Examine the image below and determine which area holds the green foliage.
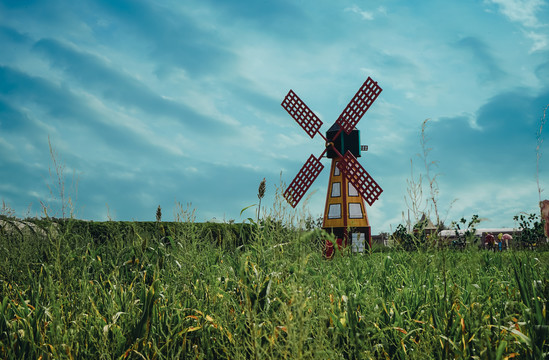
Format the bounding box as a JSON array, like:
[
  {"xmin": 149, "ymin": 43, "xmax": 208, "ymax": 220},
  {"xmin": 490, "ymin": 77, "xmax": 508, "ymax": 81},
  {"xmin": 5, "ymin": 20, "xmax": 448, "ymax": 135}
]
[
  {"xmin": 450, "ymin": 214, "xmax": 481, "ymax": 249},
  {"xmin": 392, "ymin": 223, "xmax": 415, "ymax": 250},
  {"xmin": 1, "ymin": 216, "xmax": 548, "ymax": 359},
  {"xmin": 391, "ymin": 221, "xmax": 436, "ymax": 251},
  {"xmin": 514, "ymin": 213, "xmax": 546, "ymax": 248},
  {"xmin": 511, "ymin": 256, "xmax": 549, "ymax": 358}
]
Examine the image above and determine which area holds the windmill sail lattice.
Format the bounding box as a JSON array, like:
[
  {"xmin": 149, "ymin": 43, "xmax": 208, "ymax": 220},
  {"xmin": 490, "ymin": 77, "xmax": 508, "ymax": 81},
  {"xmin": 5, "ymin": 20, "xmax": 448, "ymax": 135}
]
[
  {"xmin": 283, "ymin": 154, "xmax": 324, "ymax": 208},
  {"xmin": 336, "ymin": 77, "xmax": 382, "ymax": 135},
  {"xmin": 336, "ymin": 151, "xmax": 383, "ymax": 206},
  {"xmin": 281, "ymin": 90, "xmax": 323, "ymax": 138}
]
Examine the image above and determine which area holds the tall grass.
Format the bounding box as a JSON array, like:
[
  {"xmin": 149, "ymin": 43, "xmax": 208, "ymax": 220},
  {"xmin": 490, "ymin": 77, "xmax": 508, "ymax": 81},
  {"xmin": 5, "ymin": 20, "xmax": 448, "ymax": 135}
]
[{"xmin": 1, "ymin": 210, "xmax": 548, "ymax": 359}]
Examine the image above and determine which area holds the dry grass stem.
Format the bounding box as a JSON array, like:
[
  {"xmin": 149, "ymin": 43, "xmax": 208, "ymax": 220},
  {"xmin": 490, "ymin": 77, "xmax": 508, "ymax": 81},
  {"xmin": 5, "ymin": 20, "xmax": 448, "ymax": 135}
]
[{"xmin": 536, "ymin": 104, "xmax": 548, "ymax": 204}]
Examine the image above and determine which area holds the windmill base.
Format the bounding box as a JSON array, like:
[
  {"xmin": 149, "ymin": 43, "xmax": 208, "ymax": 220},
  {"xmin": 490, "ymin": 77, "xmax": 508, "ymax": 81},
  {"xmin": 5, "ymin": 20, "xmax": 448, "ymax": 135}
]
[{"xmin": 323, "ymin": 226, "xmax": 372, "ymax": 257}]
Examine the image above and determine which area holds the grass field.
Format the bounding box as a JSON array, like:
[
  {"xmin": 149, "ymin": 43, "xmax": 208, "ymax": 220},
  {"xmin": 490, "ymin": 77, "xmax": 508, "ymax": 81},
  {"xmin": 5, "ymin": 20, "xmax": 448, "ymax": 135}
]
[{"xmin": 1, "ymin": 216, "xmax": 548, "ymax": 359}]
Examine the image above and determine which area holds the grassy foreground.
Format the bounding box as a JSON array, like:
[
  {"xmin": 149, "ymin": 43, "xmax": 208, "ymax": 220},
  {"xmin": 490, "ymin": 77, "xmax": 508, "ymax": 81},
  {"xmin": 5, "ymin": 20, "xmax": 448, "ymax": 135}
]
[{"xmin": 1, "ymin": 218, "xmax": 548, "ymax": 359}]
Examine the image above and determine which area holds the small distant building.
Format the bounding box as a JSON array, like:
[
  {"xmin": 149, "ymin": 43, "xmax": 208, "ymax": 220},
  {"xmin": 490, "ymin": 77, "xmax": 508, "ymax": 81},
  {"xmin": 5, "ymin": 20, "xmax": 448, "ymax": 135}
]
[
  {"xmin": 414, "ymin": 214, "xmax": 437, "ymax": 237},
  {"xmin": 438, "ymin": 228, "xmax": 520, "ymax": 247},
  {"xmin": 371, "ymin": 232, "xmax": 390, "ymax": 247}
]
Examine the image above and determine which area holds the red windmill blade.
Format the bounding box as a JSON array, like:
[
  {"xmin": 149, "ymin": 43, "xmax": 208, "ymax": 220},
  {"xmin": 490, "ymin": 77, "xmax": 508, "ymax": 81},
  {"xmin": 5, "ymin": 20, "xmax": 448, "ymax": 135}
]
[
  {"xmin": 283, "ymin": 154, "xmax": 324, "ymax": 207},
  {"xmin": 336, "ymin": 77, "xmax": 382, "ymax": 135},
  {"xmin": 336, "ymin": 151, "xmax": 383, "ymax": 206},
  {"xmin": 281, "ymin": 90, "xmax": 323, "ymax": 139}
]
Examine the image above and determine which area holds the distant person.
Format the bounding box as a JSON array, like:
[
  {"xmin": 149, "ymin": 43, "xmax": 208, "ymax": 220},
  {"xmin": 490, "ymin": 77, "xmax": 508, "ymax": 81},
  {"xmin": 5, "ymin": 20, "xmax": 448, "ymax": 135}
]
[
  {"xmin": 502, "ymin": 233, "xmax": 512, "ymax": 249},
  {"xmin": 497, "ymin": 233, "xmax": 503, "ymax": 251},
  {"xmin": 485, "ymin": 233, "xmax": 495, "ymax": 250}
]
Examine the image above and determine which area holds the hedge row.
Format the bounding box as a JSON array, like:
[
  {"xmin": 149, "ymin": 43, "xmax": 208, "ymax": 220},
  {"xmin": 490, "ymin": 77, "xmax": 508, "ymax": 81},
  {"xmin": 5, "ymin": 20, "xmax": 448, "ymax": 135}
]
[{"xmin": 0, "ymin": 216, "xmax": 259, "ymax": 248}]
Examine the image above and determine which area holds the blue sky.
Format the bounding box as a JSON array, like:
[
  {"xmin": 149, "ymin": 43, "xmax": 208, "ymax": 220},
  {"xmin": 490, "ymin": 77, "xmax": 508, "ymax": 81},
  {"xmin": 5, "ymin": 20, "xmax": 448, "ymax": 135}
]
[{"xmin": 1, "ymin": 0, "xmax": 548, "ymax": 233}]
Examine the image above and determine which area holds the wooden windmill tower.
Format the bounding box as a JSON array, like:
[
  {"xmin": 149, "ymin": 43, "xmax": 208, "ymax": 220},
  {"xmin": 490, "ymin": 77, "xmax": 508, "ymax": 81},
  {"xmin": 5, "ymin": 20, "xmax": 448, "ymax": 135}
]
[{"xmin": 281, "ymin": 77, "xmax": 383, "ymax": 252}]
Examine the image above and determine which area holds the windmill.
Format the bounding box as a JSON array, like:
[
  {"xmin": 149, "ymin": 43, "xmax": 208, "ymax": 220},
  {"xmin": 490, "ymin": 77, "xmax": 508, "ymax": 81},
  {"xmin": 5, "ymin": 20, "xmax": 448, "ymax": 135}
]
[{"xmin": 281, "ymin": 77, "xmax": 383, "ymax": 253}]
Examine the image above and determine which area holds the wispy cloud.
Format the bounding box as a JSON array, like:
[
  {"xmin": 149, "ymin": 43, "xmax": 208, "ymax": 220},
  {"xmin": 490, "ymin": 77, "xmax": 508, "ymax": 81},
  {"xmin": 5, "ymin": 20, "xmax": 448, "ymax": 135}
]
[
  {"xmin": 487, "ymin": 0, "xmax": 546, "ymax": 27},
  {"xmin": 524, "ymin": 30, "xmax": 549, "ymax": 52},
  {"xmin": 345, "ymin": 5, "xmax": 375, "ymax": 20},
  {"xmin": 487, "ymin": 0, "xmax": 548, "ymax": 52},
  {"xmin": 33, "ymin": 38, "xmax": 227, "ymax": 132},
  {"xmin": 535, "ymin": 57, "xmax": 549, "ymax": 81}
]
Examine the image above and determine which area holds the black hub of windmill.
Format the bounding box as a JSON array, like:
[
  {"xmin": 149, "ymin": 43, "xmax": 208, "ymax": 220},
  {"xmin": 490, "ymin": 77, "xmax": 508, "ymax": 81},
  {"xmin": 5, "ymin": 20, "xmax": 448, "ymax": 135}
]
[{"xmin": 325, "ymin": 123, "xmax": 361, "ymax": 159}]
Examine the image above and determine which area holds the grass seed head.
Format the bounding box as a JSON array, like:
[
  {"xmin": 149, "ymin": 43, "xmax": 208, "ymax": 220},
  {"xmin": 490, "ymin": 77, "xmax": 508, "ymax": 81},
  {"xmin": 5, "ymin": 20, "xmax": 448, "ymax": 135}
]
[
  {"xmin": 156, "ymin": 205, "xmax": 162, "ymax": 222},
  {"xmin": 258, "ymin": 178, "xmax": 266, "ymax": 200}
]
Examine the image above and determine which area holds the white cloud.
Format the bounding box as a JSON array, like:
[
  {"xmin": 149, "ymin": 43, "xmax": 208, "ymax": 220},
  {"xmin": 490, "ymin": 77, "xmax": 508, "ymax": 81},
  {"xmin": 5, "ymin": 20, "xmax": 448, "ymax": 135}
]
[
  {"xmin": 487, "ymin": 0, "xmax": 549, "ymax": 52},
  {"xmin": 524, "ymin": 30, "xmax": 549, "ymax": 52},
  {"xmin": 345, "ymin": 5, "xmax": 374, "ymax": 20},
  {"xmin": 487, "ymin": 0, "xmax": 546, "ymax": 27},
  {"xmin": 444, "ymin": 179, "xmax": 540, "ymax": 227},
  {"xmin": 275, "ymin": 132, "xmax": 312, "ymax": 149},
  {"xmin": 377, "ymin": 6, "xmax": 388, "ymax": 16},
  {"xmin": 0, "ymin": 137, "xmax": 16, "ymax": 152}
]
